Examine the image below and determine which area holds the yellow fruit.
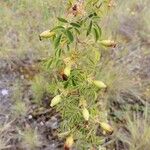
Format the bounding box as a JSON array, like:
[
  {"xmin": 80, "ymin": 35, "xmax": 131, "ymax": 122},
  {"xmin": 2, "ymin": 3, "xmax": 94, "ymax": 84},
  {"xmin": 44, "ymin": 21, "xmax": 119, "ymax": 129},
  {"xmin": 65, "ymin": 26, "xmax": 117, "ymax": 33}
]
[
  {"xmin": 39, "ymin": 30, "xmax": 55, "ymax": 40},
  {"xmin": 99, "ymin": 40, "xmax": 116, "ymax": 47},
  {"xmin": 50, "ymin": 95, "xmax": 61, "ymax": 107},
  {"xmin": 93, "ymin": 80, "xmax": 107, "ymax": 89},
  {"xmin": 100, "ymin": 122, "xmax": 113, "ymax": 133},
  {"xmin": 64, "ymin": 65, "xmax": 71, "ymax": 77},
  {"xmin": 64, "ymin": 135, "xmax": 74, "ymax": 149},
  {"xmin": 82, "ymin": 107, "xmax": 90, "ymax": 121}
]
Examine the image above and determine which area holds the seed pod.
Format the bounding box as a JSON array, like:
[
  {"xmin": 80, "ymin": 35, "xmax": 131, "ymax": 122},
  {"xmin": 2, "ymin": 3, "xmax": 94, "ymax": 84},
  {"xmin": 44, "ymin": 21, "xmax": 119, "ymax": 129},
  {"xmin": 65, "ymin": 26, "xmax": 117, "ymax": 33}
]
[
  {"xmin": 39, "ymin": 30, "xmax": 55, "ymax": 40},
  {"xmin": 64, "ymin": 135, "xmax": 74, "ymax": 150},
  {"xmin": 99, "ymin": 40, "xmax": 116, "ymax": 48},
  {"xmin": 50, "ymin": 95, "xmax": 61, "ymax": 107},
  {"xmin": 100, "ymin": 122, "xmax": 113, "ymax": 134},
  {"xmin": 82, "ymin": 107, "xmax": 90, "ymax": 121},
  {"xmin": 64, "ymin": 65, "xmax": 71, "ymax": 77},
  {"xmin": 93, "ymin": 80, "xmax": 107, "ymax": 89}
]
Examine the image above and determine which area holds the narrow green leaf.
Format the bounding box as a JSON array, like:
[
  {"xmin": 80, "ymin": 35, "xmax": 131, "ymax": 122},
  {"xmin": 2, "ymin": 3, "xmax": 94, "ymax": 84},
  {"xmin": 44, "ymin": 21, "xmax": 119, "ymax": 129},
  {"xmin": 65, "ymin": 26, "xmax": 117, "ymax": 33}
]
[
  {"xmin": 94, "ymin": 23, "xmax": 102, "ymax": 37},
  {"xmin": 66, "ymin": 29, "xmax": 74, "ymax": 42},
  {"xmin": 67, "ymin": 44, "xmax": 70, "ymax": 51},
  {"xmin": 79, "ymin": 20, "xmax": 84, "ymax": 26},
  {"xmin": 71, "ymin": 78, "xmax": 77, "ymax": 86},
  {"xmin": 55, "ymin": 59, "xmax": 62, "ymax": 67},
  {"xmin": 58, "ymin": 49, "xmax": 62, "ymax": 57},
  {"xmin": 52, "ymin": 34, "xmax": 56, "ymax": 41},
  {"xmin": 95, "ymin": 50, "xmax": 101, "ymax": 62},
  {"xmin": 64, "ymin": 81, "xmax": 69, "ymax": 88},
  {"xmin": 55, "ymin": 49, "xmax": 62, "ymax": 57},
  {"xmin": 88, "ymin": 12, "xmax": 97, "ymax": 18},
  {"xmin": 74, "ymin": 28, "xmax": 80, "ymax": 35},
  {"xmin": 92, "ymin": 16, "xmax": 100, "ymax": 20},
  {"xmin": 92, "ymin": 49, "xmax": 101, "ymax": 64},
  {"xmin": 70, "ymin": 22, "xmax": 81, "ymax": 28},
  {"xmin": 46, "ymin": 59, "xmax": 53, "ymax": 69},
  {"xmin": 67, "ymin": 27, "xmax": 73, "ymax": 30},
  {"xmin": 67, "ymin": 1, "xmax": 72, "ymax": 10},
  {"xmin": 93, "ymin": 27, "xmax": 99, "ymax": 41},
  {"xmin": 89, "ymin": 57, "xmax": 95, "ymax": 64},
  {"xmin": 57, "ymin": 17, "xmax": 68, "ymax": 23},
  {"xmin": 86, "ymin": 21, "xmax": 92, "ymax": 36},
  {"xmin": 51, "ymin": 26, "xmax": 65, "ymax": 31},
  {"xmin": 54, "ymin": 34, "xmax": 62, "ymax": 48}
]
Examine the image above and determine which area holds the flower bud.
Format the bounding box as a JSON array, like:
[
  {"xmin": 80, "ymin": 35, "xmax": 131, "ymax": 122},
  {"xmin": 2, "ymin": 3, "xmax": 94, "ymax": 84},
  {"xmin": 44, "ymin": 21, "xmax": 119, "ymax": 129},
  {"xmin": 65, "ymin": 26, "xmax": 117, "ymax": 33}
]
[
  {"xmin": 99, "ymin": 40, "xmax": 116, "ymax": 48},
  {"xmin": 100, "ymin": 122, "xmax": 113, "ymax": 134},
  {"xmin": 82, "ymin": 107, "xmax": 90, "ymax": 121},
  {"xmin": 64, "ymin": 65, "xmax": 71, "ymax": 77},
  {"xmin": 50, "ymin": 95, "xmax": 61, "ymax": 107},
  {"xmin": 39, "ymin": 30, "xmax": 55, "ymax": 40},
  {"xmin": 93, "ymin": 80, "xmax": 107, "ymax": 89},
  {"xmin": 64, "ymin": 135, "xmax": 74, "ymax": 150}
]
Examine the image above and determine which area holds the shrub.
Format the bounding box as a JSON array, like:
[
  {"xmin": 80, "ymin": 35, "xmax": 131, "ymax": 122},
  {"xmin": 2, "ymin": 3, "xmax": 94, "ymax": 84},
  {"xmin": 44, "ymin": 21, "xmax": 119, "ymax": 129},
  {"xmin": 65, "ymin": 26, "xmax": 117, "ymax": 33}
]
[{"xmin": 38, "ymin": 0, "xmax": 122, "ymax": 149}]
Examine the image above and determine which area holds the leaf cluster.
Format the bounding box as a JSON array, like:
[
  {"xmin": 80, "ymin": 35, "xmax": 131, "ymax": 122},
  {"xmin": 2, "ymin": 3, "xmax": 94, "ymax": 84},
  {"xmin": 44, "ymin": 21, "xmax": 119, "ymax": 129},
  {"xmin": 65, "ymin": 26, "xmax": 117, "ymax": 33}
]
[{"xmin": 38, "ymin": 0, "xmax": 117, "ymax": 149}]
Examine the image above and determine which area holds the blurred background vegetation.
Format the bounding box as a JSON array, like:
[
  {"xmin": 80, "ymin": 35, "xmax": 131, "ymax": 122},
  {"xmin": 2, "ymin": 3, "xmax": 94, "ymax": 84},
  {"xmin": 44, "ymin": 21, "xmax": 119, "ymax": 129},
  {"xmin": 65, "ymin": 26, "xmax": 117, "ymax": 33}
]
[{"xmin": 0, "ymin": 0, "xmax": 67, "ymax": 59}]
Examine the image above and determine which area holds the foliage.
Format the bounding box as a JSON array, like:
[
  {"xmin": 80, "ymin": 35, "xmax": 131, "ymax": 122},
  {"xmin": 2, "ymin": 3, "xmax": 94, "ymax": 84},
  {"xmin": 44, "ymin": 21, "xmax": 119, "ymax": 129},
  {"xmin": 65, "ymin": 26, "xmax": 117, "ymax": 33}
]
[{"xmin": 39, "ymin": 0, "xmax": 118, "ymax": 149}]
